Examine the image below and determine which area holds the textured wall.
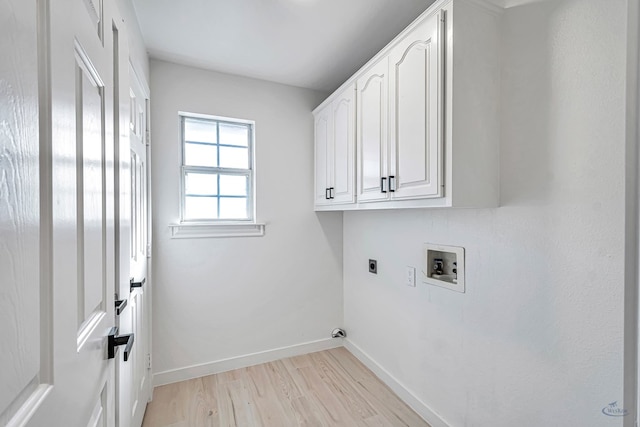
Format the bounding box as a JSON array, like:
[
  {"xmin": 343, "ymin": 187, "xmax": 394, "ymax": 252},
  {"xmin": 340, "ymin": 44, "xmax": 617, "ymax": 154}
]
[
  {"xmin": 150, "ymin": 59, "xmax": 343, "ymax": 375},
  {"xmin": 343, "ymin": 0, "xmax": 627, "ymax": 425}
]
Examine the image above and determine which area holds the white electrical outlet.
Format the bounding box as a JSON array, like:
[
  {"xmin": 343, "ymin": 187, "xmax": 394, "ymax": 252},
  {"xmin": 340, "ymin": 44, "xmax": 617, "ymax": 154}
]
[{"xmin": 406, "ymin": 266, "xmax": 416, "ymax": 287}]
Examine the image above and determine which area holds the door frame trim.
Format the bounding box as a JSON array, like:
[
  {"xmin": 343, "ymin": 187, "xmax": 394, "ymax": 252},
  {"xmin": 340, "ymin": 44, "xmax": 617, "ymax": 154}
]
[{"xmin": 624, "ymin": 0, "xmax": 640, "ymax": 426}]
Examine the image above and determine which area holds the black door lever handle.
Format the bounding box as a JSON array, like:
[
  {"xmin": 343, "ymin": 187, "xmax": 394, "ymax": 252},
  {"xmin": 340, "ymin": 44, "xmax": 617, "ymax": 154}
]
[
  {"xmin": 115, "ymin": 298, "xmax": 127, "ymax": 315},
  {"xmin": 130, "ymin": 277, "xmax": 146, "ymax": 292},
  {"xmin": 108, "ymin": 327, "xmax": 134, "ymax": 361}
]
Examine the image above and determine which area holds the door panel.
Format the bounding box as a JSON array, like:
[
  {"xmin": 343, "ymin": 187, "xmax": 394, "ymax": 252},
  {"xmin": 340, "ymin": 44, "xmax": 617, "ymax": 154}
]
[
  {"xmin": 389, "ymin": 14, "xmax": 442, "ymax": 200},
  {"xmin": 331, "ymin": 84, "xmax": 356, "ymax": 204},
  {"xmin": 87, "ymin": 384, "xmax": 109, "ymax": 427},
  {"xmin": 75, "ymin": 42, "xmax": 108, "ymax": 336},
  {"xmin": 0, "ymin": 0, "xmax": 47, "ymax": 424},
  {"xmin": 314, "ymin": 108, "xmax": 330, "ymax": 206},
  {"xmin": 357, "ymin": 59, "xmax": 389, "ymax": 202}
]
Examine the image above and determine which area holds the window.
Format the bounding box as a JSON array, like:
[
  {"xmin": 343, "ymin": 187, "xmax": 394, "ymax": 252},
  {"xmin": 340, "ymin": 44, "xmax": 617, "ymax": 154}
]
[{"xmin": 180, "ymin": 113, "xmax": 254, "ymax": 222}]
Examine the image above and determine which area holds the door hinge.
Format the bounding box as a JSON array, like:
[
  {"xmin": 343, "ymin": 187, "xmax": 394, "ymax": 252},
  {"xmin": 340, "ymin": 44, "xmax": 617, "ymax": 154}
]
[
  {"xmin": 146, "ymin": 353, "xmax": 152, "ymax": 370},
  {"xmin": 145, "ymin": 130, "xmax": 151, "ymax": 146}
]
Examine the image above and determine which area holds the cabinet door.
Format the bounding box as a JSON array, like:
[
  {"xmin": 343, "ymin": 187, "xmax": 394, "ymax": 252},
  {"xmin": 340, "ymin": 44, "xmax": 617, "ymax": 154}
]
[
  {"xmin": 388, "ymin": 12, "xmax": 442, "ymax": 200},
  {"xmin": 357, "ymin": 58, "xmax": 389, "ymax": 202},
  {"xmin": 330, "ymin": 84, "xmax": 356, "ymax": 204},
  {"xmin": 314, "ymin": 106, "xmax": 331, "ymax": 206}
]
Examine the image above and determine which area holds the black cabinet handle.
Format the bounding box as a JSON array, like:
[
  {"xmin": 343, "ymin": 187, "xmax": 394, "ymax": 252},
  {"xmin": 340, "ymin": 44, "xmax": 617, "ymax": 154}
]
[
  {"xmin": 329, "ymin": 187, "xmax": 335, "ymax": 199},
  {"xmin": 108, "ymin": 327, "xmax": 134, "ymax": 361},
  {"xmin": 389, "ymin": 176, "xmax": 396, "ymax": 192},
  {"xmin": 381, "ymin": 177, "xmax": 387, "ymax": 193},
  {"xmin": 115, "ymin": 298, "xmax": 127, "ymax": 315},
  {"xmin": 130, "ymin": 277, "xmax": 145, "ymax": 292},
  {"xmin": 325, "ymin": 188, "xmax": 330, "ymax": 200}
]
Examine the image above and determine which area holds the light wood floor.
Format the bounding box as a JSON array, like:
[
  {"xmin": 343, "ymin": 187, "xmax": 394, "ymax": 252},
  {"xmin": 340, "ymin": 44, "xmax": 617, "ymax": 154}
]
[{"xmin": 142, "ymin": 347, "xmax": 430, "ymax": 427}]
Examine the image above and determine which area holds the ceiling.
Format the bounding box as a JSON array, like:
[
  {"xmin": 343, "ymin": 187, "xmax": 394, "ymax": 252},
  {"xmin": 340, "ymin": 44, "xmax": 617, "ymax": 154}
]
[{"xmin": 131, "ymin": 0, "xmax": 439, "ymax": 92}]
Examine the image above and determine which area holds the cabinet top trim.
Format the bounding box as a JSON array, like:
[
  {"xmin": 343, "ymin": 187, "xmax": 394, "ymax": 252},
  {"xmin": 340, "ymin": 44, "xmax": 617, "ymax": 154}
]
[{"xmin": 312, "ymin": 0, "xmax": 502, "ymax": 115}]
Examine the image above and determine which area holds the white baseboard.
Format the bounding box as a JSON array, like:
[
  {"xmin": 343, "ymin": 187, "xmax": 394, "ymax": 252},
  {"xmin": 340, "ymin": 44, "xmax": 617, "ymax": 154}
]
[
  {"xmin": 344, "ymin": 339, "xmax": 450, "ymax": 427},
  {"xmin": 153, "ymin": 338, "xmax": 343, "ymax": 387}
]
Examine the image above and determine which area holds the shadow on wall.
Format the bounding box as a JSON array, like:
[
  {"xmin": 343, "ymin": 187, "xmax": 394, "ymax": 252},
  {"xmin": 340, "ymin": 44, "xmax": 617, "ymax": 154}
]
[
  {"xmin": 500, "ymin": 0, "xmax": 558, "ymax": 207},
  {"xmin": 315, "ymin": 212, "xmax": 344, "ymax": 267}
]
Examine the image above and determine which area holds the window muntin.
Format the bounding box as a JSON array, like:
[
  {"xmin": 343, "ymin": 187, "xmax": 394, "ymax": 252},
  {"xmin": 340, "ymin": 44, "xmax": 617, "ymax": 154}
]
[{"xmin": 181, "ymin": 114, "xmax": 254, "ymax": 222}]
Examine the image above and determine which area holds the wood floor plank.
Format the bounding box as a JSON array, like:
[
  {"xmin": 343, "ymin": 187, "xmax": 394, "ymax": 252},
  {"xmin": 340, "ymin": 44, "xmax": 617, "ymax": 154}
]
[
  {"xmin": 264, "ymin": 359, "xmax": 303, "ymax": 401},
  {"xmin": 325, "ymin": 348, "xmax": 430, "ymax": 427},
  {"xmin": 308, "ymin": 351, "xmax": 378, "ymax": 420},
  {"xmin": 189, "ymin": 377, "xmax": 216, "ymax": 427},
  {"xmin": 290, "ymin": 396, "xmax": 327, "ymax": 427},
  {"xmin": 142, "ymin": 348, "xmax": 430, "ymax": 427},
  {"xmin": 201, "ymin": 375, "xmax": 221, "ymax": 427},
  {"xmin": 216, "ymin": 377, "xmax": 260, "ymax": 427},
  {"xmin": 143, "ymin": 378, "xmax": 207, "ymax": 426},
  {"xmin": 216, "ymin": 368, "xmax": 244, "ymax": 384},
  {"xmin": 280, "ymin": 357, "xmax": 336, "ymax": 426},
  {"xmin": 364, "ymin": 414, "xmax": 393, "ymax": 426},
  {"xmin": 288, "ymin": 353, "xmax": 313, "ymax": 369},
  {"xmin": 244, "ymin": 363, "xmax": 293, "ymax": 426},
  {"xmin": 296, "ymin": 365, "xmax": 366, "ymax": 426}
]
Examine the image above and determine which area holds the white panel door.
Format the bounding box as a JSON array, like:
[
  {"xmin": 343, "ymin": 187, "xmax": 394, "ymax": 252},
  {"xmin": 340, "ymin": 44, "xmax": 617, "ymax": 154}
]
[
  {"xmin": 21, "ymin": 0, "xmax": 120, "ymax": 425},
  {"xmin": 330, "ymin": 84, "xmax": 356, "ymax": 204},
  {"xmin": 117, "ymin": 63, "xmax": 152, "ymax": 427},
  {"xmin": 0, "ymin": 0, "xmax": 48, "ymax": 425},
  {"xmin": 388, "ymin": 12, "xmax": 443, "ymax": 200},
  {"xmin": 357, "ymin": 58, "xmax": 389, "ymax": 202},
  {"xmin": 314, "ymin": 106, "xmax": 331, "ymax": 206}
]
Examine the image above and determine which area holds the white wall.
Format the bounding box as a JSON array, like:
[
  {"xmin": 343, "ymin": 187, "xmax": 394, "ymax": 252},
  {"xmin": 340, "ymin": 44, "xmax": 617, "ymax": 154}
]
[
  {"xmin": 343, "ymin": 0, "xmax": 628, "ymax": 426},
  {"xmin": 150, "ymin": 59, "xmax": 343, "ymax": 378}
]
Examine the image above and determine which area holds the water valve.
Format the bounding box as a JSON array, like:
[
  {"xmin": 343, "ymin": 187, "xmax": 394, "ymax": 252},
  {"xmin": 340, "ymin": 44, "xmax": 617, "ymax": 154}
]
[{"xmin": 433, "ymin": 258, "xmax": 444, "ymax": 275}]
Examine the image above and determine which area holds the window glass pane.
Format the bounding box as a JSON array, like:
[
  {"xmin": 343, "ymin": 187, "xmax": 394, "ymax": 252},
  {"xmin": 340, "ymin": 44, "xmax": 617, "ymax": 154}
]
[
  {"xmin": 185, "ymin": 142, "xmax": 217, "ymax": 167},
  {"xmin": 184, "ymin": 118, "xmax": 217, "ymax": 144},
  {"xmin": 219, "ymin": 146, "xmax": 248, "ymax": 169},
  {"xmin": 219, "ymin": 123, "xmax": 249, "ymax": 147},
  {"xmin": 219, "ymin": 197, "xmax": 248, "ymax": 219},
  {"xmin": 185, "ymin": 172, "xmax": 218, "ymax": 196},
  {"xmin": 181, "ymin": 115, "xmax": 254, "ymax": 223},
  {"xmin": 184, "ymin": 196, "xmax": 217, "ymax": 220},
  {"xmin": 219, "ymin": 175, "xmax": 247, "ymax": 196}
]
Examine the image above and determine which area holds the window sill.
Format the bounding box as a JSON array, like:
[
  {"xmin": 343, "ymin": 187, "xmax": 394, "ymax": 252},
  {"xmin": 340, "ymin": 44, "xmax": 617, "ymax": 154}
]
[{"xmin": 169, "ymin": 222, "xmax": 265, "ymax": 239}]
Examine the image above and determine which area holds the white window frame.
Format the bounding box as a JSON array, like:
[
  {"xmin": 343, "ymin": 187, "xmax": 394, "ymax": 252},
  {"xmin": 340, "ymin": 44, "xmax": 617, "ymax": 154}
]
[{"xmin": 170, "ymin": 112, "xmax": 264, "ymax": 238}]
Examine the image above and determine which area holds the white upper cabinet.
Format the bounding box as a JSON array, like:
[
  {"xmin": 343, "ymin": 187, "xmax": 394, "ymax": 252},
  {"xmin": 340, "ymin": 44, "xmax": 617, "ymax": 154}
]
[
  {"xmin": 314, "ymin": 83, "xmax": 356, "ymax": 207},
  {"xmin": 388, "ymin": 12, "xmax": 442, "ymax": 200},
  {"xmin": 314, "ymin": 0, "xmax": 501, "ymax": 211}
]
